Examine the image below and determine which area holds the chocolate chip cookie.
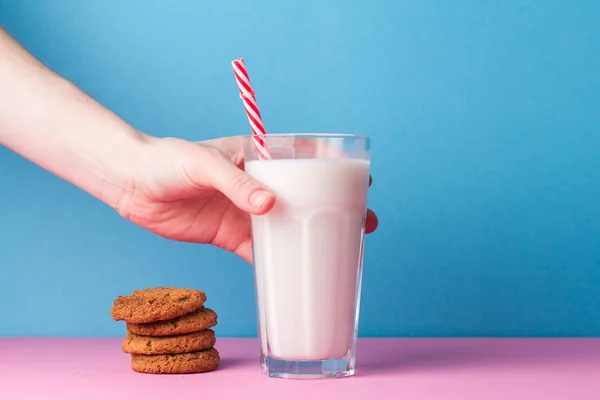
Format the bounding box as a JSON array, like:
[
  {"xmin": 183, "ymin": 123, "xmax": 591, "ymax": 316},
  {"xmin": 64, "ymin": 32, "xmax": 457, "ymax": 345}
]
[
  {"xmin": 126, "ymin": 307, "xmax": 217, "ymax": 336},
  {"xmin": 131, "ymin": 348, "xmax": 220, "ymax": 374},
  {"xmin": 110, "ymin": 287, "xmax": 206, "ymax": 324},
  {"xmin": 122, "ymin": 329, "xmax": 216, "ymax": 355}
]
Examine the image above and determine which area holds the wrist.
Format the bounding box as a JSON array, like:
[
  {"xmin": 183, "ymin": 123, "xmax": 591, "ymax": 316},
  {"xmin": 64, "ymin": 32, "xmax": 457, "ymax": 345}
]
[{"xmin": 91, "ymin": 128, "xmax": 153, "ymax": 211}]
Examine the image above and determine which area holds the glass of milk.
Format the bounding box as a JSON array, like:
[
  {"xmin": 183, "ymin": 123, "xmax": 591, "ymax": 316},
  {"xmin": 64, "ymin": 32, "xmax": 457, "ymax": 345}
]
[{"xmin": 243, "ymin": 134, "xmax": 371, "ymax": 379}]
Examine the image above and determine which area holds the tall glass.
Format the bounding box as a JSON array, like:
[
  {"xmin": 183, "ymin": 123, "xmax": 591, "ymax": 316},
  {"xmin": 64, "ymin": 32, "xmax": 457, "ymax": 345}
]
[{"xmin": 243, "ymin": 134, "xmax": 371, "ymax": 379}]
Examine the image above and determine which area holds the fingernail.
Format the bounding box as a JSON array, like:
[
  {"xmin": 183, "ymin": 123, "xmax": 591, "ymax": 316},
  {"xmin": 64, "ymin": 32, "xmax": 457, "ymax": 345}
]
[{"xmin": 249, "ymin": 190, "xmax": 272, "ymax": 209}]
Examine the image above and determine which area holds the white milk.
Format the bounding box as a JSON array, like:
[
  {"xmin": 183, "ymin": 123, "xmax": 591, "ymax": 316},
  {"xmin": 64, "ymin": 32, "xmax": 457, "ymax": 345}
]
[{"xmin": 246, "ymin": 158, "xmax": 370, "ymax": 361}]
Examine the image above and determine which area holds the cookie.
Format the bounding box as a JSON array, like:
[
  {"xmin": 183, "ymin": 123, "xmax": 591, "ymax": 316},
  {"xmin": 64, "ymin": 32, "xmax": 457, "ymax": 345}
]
[
  {"xmin": 122, "ymin": 329, "xmax": 216, "ymax": 355},
  {"xmin": 126, "ymin": 307, "xmax": 217, "ymax": 336},
  {"xmin": 131, "ymin": 348, "xmax": 220, "ymax": 374},
  {"xmin": 110, "ymin": 287, "xmax": 206, "ymax": 324}
]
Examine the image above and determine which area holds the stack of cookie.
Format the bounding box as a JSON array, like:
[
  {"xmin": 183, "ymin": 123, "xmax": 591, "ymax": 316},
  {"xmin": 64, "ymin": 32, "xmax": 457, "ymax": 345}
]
[{"xmin": 110, "ymin": 287, "xmax": 219, "ymax": 374}]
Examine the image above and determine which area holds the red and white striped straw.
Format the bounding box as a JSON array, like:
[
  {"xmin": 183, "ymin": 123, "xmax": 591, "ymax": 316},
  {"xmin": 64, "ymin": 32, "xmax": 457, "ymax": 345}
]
[{"xmin": 231, "ymin": 58, "xmax": 271, "ymax": 160}]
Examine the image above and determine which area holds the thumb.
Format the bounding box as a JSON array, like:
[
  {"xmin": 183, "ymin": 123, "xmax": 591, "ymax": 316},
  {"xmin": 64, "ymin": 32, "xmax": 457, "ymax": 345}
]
[{"xmin": 206, "ymin": 153, "xmax": 275, "ymax": 215}]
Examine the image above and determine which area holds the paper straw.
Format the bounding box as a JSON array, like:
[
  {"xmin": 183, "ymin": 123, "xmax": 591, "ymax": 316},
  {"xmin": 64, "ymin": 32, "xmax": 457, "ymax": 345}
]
[{"xmin": 231, "ymin": 58, "xmax": 271, "ymax": 160}]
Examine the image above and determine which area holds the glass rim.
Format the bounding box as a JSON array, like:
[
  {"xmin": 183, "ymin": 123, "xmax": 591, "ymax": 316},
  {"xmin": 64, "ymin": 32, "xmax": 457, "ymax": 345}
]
[{"xmin": 241, "ymin": 133, "xmax": 370, "ymax": 139}]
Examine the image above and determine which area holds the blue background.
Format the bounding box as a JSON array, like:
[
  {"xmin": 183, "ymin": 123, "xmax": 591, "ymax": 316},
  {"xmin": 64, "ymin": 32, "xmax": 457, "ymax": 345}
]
[{"xmin": 0, "ymin": 0, "xmax": 599, "ymax": 337}]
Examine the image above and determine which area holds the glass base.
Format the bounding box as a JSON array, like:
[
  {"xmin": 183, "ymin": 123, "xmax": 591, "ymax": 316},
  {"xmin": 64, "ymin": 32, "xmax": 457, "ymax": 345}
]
[{"xmin": 261, "ymin": 353, "xmax": 355, "ymax": 379}]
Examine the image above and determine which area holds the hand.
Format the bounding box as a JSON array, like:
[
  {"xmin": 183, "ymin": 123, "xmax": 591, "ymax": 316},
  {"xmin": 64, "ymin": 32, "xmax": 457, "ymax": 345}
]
[
  {"xmin": 117, "ymin": 136, "xmax": 379, "ymax": 263},
  {"xmin": 0, "ymin": 27, "xmax": 376, "ymax": 262}
]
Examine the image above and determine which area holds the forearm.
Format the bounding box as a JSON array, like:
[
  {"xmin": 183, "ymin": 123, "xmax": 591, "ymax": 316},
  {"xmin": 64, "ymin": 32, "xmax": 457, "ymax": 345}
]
[{"xmin": 0, "ymin": 28, "xmax": 147, "ymax": 209}]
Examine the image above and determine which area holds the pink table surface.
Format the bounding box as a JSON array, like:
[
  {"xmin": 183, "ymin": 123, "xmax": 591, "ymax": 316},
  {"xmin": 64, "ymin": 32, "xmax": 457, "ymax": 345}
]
[{"xmin": 1, "ymin": 338, "xmax": 599, "ymax": 400}]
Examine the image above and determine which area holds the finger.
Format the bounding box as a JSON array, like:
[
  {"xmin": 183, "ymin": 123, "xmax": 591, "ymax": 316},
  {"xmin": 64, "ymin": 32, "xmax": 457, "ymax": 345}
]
[
  {"xmin": 369, "ymin": 175, "xmax": 372, "ymax": 187},
  {"xmin": 201, "ymin": 136, "xmax": 244, "ymax": 166},
  {"xmin": 234, "ymin": 239, "xmax": 254, "ymax": 264},
  {"xmin": 365, "ymin": 208, "xmax": 378, "ymax": 234},
  {"xmin": 206, "ymin": 152, "xmax": 275, "ymax": 215}
]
